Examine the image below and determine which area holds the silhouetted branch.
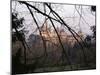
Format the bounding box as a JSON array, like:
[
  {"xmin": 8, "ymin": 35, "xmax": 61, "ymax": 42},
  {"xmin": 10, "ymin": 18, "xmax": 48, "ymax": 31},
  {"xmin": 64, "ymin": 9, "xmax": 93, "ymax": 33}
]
[
  {"xmin": 49, "ymin": 18, "xmax": 72, "ymax": 69},
  {"xmin": 19, "ymin": 1, "xmax": 88, "ymax": 66},
  {"xmin": 26, "ymin": 5, "xmax": 47, "ymax": 57},
  {"xmin": 19, "ymin": 1, "xmax": 63, "ymax": 24},
  {"xmin": 45, "ymin": 3, "xmax": 88, "ymax": 65}
]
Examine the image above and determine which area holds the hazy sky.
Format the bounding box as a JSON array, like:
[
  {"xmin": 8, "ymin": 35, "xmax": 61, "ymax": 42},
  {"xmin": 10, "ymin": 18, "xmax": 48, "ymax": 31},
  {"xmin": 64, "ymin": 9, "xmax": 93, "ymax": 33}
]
[{"xmin": 12, "ymin": 1, "xmax": 96, "ymax": 38}]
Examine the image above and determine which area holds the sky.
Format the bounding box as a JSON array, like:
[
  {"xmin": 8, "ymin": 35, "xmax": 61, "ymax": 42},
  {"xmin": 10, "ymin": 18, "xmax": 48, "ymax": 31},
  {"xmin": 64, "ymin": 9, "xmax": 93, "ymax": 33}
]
[{"xmin": 12, "ymin": 1, "xmax": 96, "ymax": 39}]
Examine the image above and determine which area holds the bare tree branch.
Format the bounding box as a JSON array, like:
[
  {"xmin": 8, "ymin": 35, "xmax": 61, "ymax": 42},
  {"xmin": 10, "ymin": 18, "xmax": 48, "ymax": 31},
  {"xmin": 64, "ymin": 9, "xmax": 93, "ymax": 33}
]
[
  {"xmin": 26, "ymin": 5, "xmax": 48, "ymax": 57},
  {"xmin": 49, "ymin": 18, "xmax": 72, "ymax": 69},
  {"xmin": 45, "ymin": 3, "xmax": 88, "ymax": 65},
  {"xmin": 19, "ymin": 1, "xmax": 88, "ymax": 66}
]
